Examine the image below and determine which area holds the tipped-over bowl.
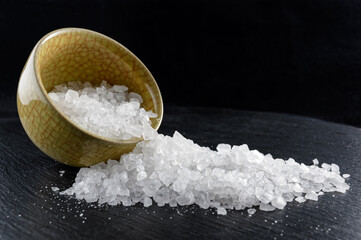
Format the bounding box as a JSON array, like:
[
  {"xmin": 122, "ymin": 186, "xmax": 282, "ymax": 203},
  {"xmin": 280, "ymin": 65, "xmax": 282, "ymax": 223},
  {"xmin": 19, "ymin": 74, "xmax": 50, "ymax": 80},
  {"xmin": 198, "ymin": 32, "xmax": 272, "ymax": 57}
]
[{"xmin": 17, "ymin": 28, "xmax": 163, "ymax": 167}]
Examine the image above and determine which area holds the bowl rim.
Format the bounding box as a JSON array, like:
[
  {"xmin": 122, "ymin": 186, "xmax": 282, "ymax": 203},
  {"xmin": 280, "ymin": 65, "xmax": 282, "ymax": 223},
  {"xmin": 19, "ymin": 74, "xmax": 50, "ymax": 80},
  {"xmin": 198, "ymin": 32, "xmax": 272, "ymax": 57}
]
[{"xmin": 33, "ymin": 27, "xmax": 163, "ymax": 145}]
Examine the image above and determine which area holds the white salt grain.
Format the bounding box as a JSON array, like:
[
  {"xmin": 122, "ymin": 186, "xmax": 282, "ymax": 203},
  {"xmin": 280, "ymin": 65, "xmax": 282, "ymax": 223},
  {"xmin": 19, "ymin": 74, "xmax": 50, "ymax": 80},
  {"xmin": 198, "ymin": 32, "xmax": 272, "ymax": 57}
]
[
  {"xmin": 247, "ymin": 208, "xmax": 256, "ymax": 215},
  {"xmin": 259, "ymin": 203, "xmax": 276, "ymax": 212},
  {"xmin": 137, "ymin": 171, "xmax": 147, "ymax": 181},
  {"xmin": 305, "ymin": 191, "xmax": 318, "ymax": 201},
  {"xmin": 331, "ymin": 164, "xmax": 340, "ymax": 174},
  {"xmin": 295, "ymin": 196, "xmax": 306, "ymax": 203},
  {"xmin": 143, "ymin": 197, "xmax": 152, "ymax": 207},
  {"xmin": 342, "ymin": 174, "xmax": 350, "ymax": 179},
  {"xmin": 49, "ymin": 81, "xmax": 157, "ymax": 140},
  {"xmin": 271, "ymin": 196, "xmax": 287, "ymax": 209},
  {"xmin": 51, "ymin": 187, "xmax": 59, "ymax": 192},
  {"xmin": 217, "ymin": 207, "xmax": 227, "ymax": 215}
]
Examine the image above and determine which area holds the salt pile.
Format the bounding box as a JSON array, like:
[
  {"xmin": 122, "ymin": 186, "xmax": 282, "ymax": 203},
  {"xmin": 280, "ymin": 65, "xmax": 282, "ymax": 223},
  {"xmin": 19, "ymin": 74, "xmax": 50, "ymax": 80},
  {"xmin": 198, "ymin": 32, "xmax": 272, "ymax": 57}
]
[
  {"xmin": 48, "ymin": 81, "xmax": 157, "ymax": 140},
  {"xmin": 51, "ymin": 81, "xmax": 350, "ymax": 215},
  {"xmin": 61, "ymin": 131, "xmax": 350, "ymax": 215}
]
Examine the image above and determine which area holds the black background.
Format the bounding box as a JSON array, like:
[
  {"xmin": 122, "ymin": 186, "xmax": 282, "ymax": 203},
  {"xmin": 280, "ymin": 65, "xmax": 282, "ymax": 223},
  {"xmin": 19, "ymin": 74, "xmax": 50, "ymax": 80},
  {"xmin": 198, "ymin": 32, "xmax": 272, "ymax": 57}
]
[
  {"xmin": 1, "ymin": 1, "xmax": 361, "ymax": 239},
  {"xmin": 2, "ymin": 0, "xmax": 361, "ymax": 126}
]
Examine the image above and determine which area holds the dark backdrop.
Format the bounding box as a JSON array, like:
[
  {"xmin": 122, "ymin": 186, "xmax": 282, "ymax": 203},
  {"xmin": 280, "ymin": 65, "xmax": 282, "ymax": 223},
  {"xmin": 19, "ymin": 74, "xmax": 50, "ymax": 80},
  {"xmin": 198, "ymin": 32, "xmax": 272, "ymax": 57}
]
[{"xmin": 2, "ymin": 0, "xmax": 361, "ymax": 126}]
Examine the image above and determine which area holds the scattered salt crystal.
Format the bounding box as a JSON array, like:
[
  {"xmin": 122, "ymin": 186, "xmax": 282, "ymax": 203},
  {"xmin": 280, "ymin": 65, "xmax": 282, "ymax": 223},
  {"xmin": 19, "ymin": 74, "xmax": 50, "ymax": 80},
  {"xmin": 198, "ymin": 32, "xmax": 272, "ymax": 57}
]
[
  {"xmin": 321, "ymin": 163, "xmax": 331, "ymax": 171},
  {"xmin": 271, "ymin": 196, "xmax": 287, "ymax": 209},
  {"xmin": 259, "ymin": 203, "xmax": 276, "ymax": 212},
  {"xmin": 313, "ymin": 159, "xmax": 319, "ymax": 165},
  {"xmin": 51, "ymin": 187, "xmax": 59, "ymax": 192},
  {"xmin": 342, "ymin": 174, "xmax": 350, "ymax": 179},
  {"xmin": 331, "ymin": 164, "xmax": 340, "ymax": 174},
  {"xmin": 49, "ymin": 81, "xmax": 157, "ymax": 140},
  {"xmin": 305, "ymin": 191, "xmax": 318, "ymax": 201},
  {"xmin": 217, "ymin": 207, "xmax": 227, "ymax": 215},
  {"xmin": 144, "ymin": 197, "xmax": 152, "ymax": 207},
  {"xmin": 295, "ymin": 196, "xmax": 306, "ymax": 203},
  {"xmin": 247, "ymin": 208, "xmax": 256, "ymax": 215}
]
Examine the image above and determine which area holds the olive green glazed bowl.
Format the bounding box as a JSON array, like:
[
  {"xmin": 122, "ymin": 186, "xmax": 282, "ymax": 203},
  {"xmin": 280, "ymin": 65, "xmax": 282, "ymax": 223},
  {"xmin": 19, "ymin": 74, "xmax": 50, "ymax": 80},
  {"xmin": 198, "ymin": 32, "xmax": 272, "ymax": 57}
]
[{"xmin": 17, "ymin": 28, "xmax": 163, "ymax": 167}]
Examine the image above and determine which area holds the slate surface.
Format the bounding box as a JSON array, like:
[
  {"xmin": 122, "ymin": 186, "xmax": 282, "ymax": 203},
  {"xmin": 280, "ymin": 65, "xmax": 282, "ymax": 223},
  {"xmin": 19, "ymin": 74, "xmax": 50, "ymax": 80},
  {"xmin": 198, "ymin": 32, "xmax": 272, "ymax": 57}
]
[{"xmin": 0, "ymin": 105, "xmax": 359, "ymax": 240}]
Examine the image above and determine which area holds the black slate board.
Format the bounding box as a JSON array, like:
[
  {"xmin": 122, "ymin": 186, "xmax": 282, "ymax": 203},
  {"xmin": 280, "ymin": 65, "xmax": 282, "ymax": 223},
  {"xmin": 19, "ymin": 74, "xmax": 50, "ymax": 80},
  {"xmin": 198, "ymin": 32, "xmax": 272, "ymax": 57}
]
[{"xmin": 0, "ymin": 105, "xmax": 359, "ymax": 240}]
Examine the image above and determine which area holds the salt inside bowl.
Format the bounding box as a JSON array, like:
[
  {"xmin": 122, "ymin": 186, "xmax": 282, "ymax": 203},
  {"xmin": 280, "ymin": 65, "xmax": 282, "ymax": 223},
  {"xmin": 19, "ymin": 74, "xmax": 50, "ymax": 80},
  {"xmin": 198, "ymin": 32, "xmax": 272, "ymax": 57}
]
[{"xmin": 17, "ymin": 28, "xmax": 163, "ymax": 167}]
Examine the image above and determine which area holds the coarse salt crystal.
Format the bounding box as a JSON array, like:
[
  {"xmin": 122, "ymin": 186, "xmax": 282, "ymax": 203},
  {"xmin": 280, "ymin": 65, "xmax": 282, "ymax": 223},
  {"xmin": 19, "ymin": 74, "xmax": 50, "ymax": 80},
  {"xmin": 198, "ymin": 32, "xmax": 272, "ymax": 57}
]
[
  {"xmin": 247, "ymin": 208, "xmax": 256, "ymax": 215},
  {"xmin": 305, "ymin": 191, "xmax": 318, "ymax": 201},
  {"xmin": 295, "ymin": 196, "xmax": 306, "ymax": 203},
  {"xmin": 271, "ymin": 196, "xmax": 287, "ymax": 209},
  {"xmin": 217, "ymin": 207, "xmax": 227, "ymax": 215},
  {"xmin": 259, "ymin": 203, "xmax": 276, "ymax": 212},
  {"xmin": 143, "ymin": 197, "xmax": 152, "ymax": 207}
]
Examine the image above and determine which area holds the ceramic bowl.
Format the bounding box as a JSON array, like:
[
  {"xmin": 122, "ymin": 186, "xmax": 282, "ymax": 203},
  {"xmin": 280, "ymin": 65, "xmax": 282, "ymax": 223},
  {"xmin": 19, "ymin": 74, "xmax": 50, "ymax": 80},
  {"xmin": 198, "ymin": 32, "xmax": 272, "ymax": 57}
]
[{"xmin": 17, "ymin": 28, "xmax": 163, "ymax": 167}]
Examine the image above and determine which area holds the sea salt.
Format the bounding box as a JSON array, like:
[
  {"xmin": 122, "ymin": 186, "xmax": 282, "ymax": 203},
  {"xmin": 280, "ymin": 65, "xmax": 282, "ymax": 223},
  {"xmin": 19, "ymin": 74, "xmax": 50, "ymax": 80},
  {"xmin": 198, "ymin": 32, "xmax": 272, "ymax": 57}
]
[
  {"xmin": 143, "ymin": 197, "xmax": 152, "ymax": 207},
  {"xmin": 217, "ymin": 207, "xmax": 227, "ymax": 215},
  {"xmin": 247, "ymin": 208, "xmax": 256, "ymax": 215},
  {"xmin": 259, "ymin": 203, "xmax": 276, "ymax": 211},
  {"xmin": 295, "ymin": 196, "xmax": 306, "ymax": 203},
  {"xmin": 305, "ymin": 191, "xmax": 318, "ymax": 201},
  {"xmin": 61, "ymin": 131, "xmax": 350, "ymax": 215},
  {"xmin": 55, "ymin": 81, "xmax": 350, "ymax": 215},
  {"xmin": 48, "ymin": 81, "xmax": 157, "ymax": 140}
]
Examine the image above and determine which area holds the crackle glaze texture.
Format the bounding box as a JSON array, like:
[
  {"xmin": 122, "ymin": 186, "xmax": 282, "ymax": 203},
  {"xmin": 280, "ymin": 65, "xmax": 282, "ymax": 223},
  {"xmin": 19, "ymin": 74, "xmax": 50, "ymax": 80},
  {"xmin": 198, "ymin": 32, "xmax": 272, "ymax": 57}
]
[{"xmin": 17, "ymin": 28, "xmax": 163, "ymax": 167}]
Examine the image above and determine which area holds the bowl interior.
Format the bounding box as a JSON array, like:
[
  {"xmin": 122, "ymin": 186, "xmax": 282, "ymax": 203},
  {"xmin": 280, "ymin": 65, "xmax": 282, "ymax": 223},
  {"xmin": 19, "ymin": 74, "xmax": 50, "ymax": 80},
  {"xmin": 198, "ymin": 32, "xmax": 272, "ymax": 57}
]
[{"xmin": 34, "ymin": 28, "xmax": 163, "ymax": 131}]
